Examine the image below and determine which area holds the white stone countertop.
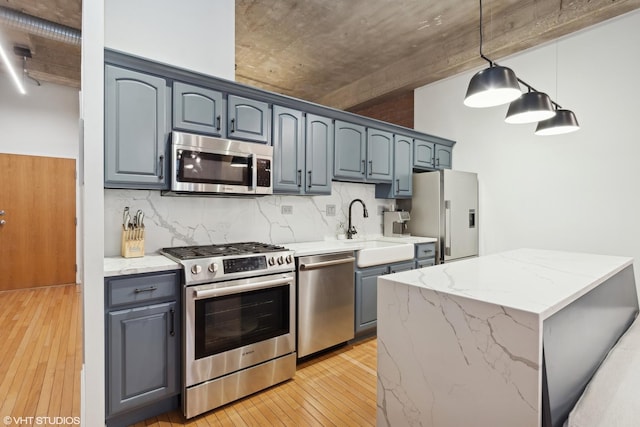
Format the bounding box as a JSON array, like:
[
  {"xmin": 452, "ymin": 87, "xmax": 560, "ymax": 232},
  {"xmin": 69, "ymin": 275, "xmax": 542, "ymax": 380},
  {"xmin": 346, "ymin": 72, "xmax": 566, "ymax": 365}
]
[
  {"xmin": 283, "ymin": 235, "xmax": 437, "ymax": 257},
  {"xmin": 380, "ymin": 248, "xmax": 633, "ymax": 319},
  {"xmin": 104, "ymin": 254, "xmax": 181, "ymax": 277}
]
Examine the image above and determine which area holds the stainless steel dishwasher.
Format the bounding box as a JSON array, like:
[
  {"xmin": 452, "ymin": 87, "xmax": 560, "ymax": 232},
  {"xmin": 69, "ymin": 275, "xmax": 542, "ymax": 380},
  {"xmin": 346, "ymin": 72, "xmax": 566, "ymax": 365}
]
[{"xmin": 296, "ymin": 251, "xmax": 355, "ymax": 358}]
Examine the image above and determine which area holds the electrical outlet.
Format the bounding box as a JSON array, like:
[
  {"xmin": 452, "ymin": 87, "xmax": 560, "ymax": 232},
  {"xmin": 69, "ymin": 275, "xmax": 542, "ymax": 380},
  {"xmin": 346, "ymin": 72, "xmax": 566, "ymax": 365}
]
[
  {"xmin": 326, "ymin": 204, "xmax": 336, "ymax": 216},
  {"xmin": 281, "ymin": 205, "xmax": 293, "ymax": 215}
]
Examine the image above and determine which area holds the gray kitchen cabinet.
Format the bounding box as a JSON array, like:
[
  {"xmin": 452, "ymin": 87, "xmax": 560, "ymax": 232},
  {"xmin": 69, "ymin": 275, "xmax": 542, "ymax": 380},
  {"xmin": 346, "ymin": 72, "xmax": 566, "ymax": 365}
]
[
  {"xmin": 273, "ymin": 105, "xmax": 304, "ymax": 193},
  {"xmin": 105, "ymin": 271, "xmax": 180, "ymax": 426},
  {"xmin": 173, "ymin": 82, "xmax": 225, "ymax": 137},
  {"xmin": 105, "ymin": 65, "xmax": 170, "ymax": 189},
  {"xmin": 414, "ymin": 139, "xmax": 435, "ymax": 170},
  {"xmin": 415, "ymin": 242, "xmax": 437, "ymax": 268},
  {"xmin": 355, "ymin": 260, "xmax": 415, "ymax": 336},
  {"xmin": 334, "ymin": 121, "xmax": 393, "ymax": 183},
  {"xmin": 366, "ymin": 128, "xmax": 393, "ymax": 183},
  {"xmin": 273, "ymin": 108, "xmax": 332, "ymax": 195},
  {"xmin": 393, "ymin": 135, "xmax": 413, "ymax": 197},
  {"xmin": 305, "ymin": 114, "xmax": 333, "ymax": 194},
  {"xmin": 227, "ymin": 94, "xmax": 270, "ymax": 143},
  {"xmin": 435, "ymin": 144, "xmax": 452, "ymax": 169},
  {"xmin": 355, "ymin": 265, "xmax": 388, "ymax": 336},
  {"xmin": 334, "ymin": 120, "xmax": 367, "ymax": 181}
]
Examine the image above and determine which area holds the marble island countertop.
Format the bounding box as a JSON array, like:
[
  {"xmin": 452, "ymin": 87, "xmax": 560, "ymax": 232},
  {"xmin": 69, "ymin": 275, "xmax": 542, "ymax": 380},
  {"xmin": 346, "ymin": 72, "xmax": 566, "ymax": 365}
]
[{"xmin": 382, "ymin": 248, "xmax": 633, "ymax": 319}]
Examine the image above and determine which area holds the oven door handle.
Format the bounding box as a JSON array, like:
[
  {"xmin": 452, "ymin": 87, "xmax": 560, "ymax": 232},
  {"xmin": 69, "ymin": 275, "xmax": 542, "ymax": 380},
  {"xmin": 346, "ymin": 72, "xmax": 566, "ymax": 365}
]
[{"xmin": 193, "ymin": 276, "xmax": 292, "ymax": 299}]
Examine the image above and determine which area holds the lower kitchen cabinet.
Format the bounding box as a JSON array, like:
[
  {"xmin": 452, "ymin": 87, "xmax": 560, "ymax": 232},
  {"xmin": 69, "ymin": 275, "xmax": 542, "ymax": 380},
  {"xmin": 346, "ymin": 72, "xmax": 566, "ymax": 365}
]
[
  {"xmin": 355, "ymin": 260, "xmax": 416, "ymax": 336},
  {"xmin": 105, "ymin": 271, "xmax": 181, "ymax": 427}
]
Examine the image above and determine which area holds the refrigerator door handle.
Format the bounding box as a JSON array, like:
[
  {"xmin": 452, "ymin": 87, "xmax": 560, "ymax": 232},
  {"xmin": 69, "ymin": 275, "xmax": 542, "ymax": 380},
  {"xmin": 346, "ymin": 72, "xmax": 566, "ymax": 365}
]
[{"xmin": 444, "ymin": 200, "xmax": 451, "ymax": 257}]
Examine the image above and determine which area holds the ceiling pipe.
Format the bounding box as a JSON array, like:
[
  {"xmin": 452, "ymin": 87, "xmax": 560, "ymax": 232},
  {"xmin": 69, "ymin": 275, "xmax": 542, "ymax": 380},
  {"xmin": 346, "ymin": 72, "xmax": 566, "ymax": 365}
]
[{"xmin": 0, "ymin": 6, "xmax": 81, "ymax": 46}]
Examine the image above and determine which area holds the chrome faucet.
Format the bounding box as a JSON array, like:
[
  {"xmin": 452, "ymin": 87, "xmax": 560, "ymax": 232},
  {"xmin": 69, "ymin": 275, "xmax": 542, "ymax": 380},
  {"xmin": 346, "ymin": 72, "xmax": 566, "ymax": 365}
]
[{"xmin": 347, "ymin": 199, "xmax": 369, "ymax": 239}]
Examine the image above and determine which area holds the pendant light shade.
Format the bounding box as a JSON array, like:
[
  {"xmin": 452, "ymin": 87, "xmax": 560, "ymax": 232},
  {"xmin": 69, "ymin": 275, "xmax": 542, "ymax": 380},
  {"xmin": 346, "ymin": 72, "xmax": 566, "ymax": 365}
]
[
  {"xmin": 535, "ymin": 109, "xmax": 580, "ymax": 136},
  {"xmin": 464, "ymin": 65, "xmax": 521, "ymax": 108},
  {"xmin": 505, "ymin": 91, "xmax": 556, "ymax": 124}
]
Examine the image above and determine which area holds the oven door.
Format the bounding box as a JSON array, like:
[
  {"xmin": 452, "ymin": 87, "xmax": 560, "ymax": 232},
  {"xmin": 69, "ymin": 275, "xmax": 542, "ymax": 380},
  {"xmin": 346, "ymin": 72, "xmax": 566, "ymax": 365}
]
[{"xmin": 184, "ymin": 272, "xmax": 295, "ymax": 387}]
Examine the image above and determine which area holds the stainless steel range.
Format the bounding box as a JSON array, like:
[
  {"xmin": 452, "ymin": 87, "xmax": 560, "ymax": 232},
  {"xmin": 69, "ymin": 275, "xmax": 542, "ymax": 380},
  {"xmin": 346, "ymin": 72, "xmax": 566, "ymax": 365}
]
[{"xmin": 161, "ymin": 242, "xmax": 296, "ymax": 419}]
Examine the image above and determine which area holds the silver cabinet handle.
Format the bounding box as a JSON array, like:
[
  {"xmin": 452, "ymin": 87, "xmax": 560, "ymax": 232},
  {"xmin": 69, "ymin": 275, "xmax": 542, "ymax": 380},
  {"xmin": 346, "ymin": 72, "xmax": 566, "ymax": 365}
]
[
  {"xmin": 368, "ymin": 160, "xmax": 373, "ymax": 175},
  {"xmin": 297, "ymin": 170, "xmax": 302, "ymax": 187},
  {"xmin": 299, "ymin": 257, "xmax": 355, "ymax": 270},
  {"xmin": 308, "ymin": 170, "xmax": 312, "ymax": 189},
  {"xmin": 134, "ymin": 286, "xmax": 157, "ymax": 293},
  {"xmin": 444, "ymin": 200, "xmax": 451, "ymax": 256},
  {"xmin": 0, "ymin": 220, "xmax": 5, "ymax": 226},
  {"xmin": 158, "ymin": 155, "xmax": 164, "ymax": 180},
  {"xmin": 361, "ymin": 159, "xmax": 365, "ymax": 175}
]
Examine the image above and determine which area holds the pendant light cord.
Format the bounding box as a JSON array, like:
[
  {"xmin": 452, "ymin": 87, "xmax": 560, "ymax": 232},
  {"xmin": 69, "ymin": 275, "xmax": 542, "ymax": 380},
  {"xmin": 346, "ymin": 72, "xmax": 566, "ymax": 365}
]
[{"xmin": 479, "ymin": 0, "xmax": 493, "ymax": 66}]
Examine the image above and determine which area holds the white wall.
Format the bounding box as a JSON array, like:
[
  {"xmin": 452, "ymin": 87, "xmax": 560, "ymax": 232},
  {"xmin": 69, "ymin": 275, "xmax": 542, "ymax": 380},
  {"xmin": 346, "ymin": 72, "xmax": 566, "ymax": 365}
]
[
  {"xmin": 0, "ymin": 78, "xmax": 79, "ymax": 158},
  {"xmin": 414, "ymin": 10, "xmax": 640, "ymax": 281},
  {"xmin": 104, "ymin": 0, "xmax": 235, "ymax": 81}
]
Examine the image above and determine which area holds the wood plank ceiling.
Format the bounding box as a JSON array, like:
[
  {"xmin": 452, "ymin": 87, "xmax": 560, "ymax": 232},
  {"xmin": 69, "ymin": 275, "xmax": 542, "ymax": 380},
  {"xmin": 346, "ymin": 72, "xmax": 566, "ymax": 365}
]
[{"xmin": 0, "ymin": 0, "xmax": 638, "ymax": 109}]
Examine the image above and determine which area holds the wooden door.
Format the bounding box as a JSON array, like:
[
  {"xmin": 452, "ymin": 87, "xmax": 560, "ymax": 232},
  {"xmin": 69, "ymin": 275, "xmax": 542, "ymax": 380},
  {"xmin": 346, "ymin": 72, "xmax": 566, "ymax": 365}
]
[{"xmin": 0, "ymin": 154, "xmax": 76, "ymax": 290}]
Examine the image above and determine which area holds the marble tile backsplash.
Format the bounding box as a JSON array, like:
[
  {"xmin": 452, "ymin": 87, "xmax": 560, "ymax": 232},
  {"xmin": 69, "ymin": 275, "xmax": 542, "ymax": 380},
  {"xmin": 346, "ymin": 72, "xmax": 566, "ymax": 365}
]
[{"xmin": 105, "ymin": 181, "xmax": 394, "ymax": 256}]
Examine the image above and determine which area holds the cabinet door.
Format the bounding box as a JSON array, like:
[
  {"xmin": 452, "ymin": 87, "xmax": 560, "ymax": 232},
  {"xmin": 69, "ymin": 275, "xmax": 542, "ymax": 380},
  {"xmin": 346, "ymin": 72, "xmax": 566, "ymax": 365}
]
[
  {"xmin": 273, "ymin": 106, "xmax": 304, "ymax": 193},
  {"xmin": 389, "ymin": 261, "xmax": 414, "ymax": 274},
  {"xmin": 355, "ymin": 266, "xmax": 388, "ymax": 335},
  {"xmin": 305, "ymin": 114, "xmax": 333, "ymax": 195},
  {"xmin": 227, "ymin": 95, "xmax": 270, "ymax": 143},
  {"xmin": 414, "ymin": 139, "xmax": 435, "ymax": 170},
  {"xmin": 107, "ymin": 301, "xmax": 179, "ymax": 416},
  {"xmin": 366, "ymin": 128, "xmax": 393, "ymax": 182},
  {"xmin": 416, "ymin": 258, "xmax": 436, "ymax": 269},
  {"xmin": 105, "ymin": 65, "xmax": 170, "ymax": 189},
  {"xmin": 393, "ymin": 135, "xmax": 413, "ymax": 197},
  {"xmin": 173, "ymin": 82, "xmax": 225, "ymax": 137},
  {"xmin": 435, "ymin": 145, "xmax": 452, "ymax": 169},
  {"xmin": 334, "ymin": 120, "xmax": 366, "ymax": 181}
]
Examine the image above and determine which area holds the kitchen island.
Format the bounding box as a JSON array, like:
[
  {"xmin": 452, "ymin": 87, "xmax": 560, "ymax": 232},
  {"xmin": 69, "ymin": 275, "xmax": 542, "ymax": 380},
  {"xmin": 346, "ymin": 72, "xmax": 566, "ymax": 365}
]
[{"xmin": 377, "ymin": 249, "xmax": 638, "ymax": 427}]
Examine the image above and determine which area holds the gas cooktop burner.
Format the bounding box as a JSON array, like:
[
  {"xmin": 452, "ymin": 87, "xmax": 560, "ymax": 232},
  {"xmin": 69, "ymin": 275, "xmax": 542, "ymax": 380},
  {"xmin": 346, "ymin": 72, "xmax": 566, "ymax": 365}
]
[{"xmin": 161, "ymin": 242, "xmax": 287, "ymax": 260}]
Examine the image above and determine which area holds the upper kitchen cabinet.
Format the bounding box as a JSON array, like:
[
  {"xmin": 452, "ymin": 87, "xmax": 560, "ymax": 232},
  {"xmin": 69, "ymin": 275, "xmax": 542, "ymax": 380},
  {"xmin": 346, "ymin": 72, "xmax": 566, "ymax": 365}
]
[
  {"xmin": 334, "ymin": 120, "xmax": 367, "ymax": 181},
  {"xmin": 413, "ymin": 139, "xmax": 435, "ymax": 170},
  {"xmin": 304, "ymin": 114, "xmax": 333, "ymax": 194},
  {"xmin": 105, "ymin": 65, "xmax": 170, "ymax": 190},
  {"xmin": 333, "ymin": 121, "xmax": 393, "ymax": 183},
  {"xmin": 435, "ymin": 145, "xmax": 452, "ymax": 169},
  {"xmin": 273, "ymin": 106, "xmax": 304, "ymax": 193},
  {"xmin": 227, "ymin": 95, "xmax": 270, "ymax": 144},
  {"xmin": 375, "ymin": 134, "xmax": 413, "ymax": 199},
  {"xmin": 366, "ymin": 128, "xmax": 393, "ymax": 183},
  {"xmin": 172, "ymin": 82, "xmax": 225, "ymax": 137},
  {"xmin": 273, "ymin": 108, "xmax": 332, "ymax": 195}
]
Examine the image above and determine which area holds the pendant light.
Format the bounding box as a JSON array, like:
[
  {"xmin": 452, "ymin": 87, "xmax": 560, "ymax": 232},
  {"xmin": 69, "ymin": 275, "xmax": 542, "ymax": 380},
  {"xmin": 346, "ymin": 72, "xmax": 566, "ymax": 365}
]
[
  {"xmin": 505, "ymin": 90, "xmax": 555, "ymax": 124},
  {"xmin": 463, "ymin": 0, "xmax": 520, "ymax": 108},
  {"xmin": 535, "ymin": 109, "xmax": 579, "ymax": 135}
]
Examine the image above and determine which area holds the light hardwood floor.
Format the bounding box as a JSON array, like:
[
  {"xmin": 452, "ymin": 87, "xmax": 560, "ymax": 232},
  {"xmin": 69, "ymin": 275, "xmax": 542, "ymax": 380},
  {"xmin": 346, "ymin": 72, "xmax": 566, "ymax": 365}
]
[
  {"xmin": 0, "ymin": 284, "xmax": 377, "ymax": 426},
  {"xmin": 135, "ymin": 339, "xmax": 378, "ymax": 427},
  {"xmin": 0, "ymin": 284, "xmax": 82, "ymax": 426}
]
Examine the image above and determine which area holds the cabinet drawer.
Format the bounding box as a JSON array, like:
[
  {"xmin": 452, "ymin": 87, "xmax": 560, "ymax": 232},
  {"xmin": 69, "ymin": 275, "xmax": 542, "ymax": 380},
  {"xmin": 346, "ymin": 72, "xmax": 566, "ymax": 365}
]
[
  {"xmin": 106, "ymin": 272, "xmax": 179, "ymax": 308},
  {"xmin": 415, "ymin": 243, "xmax": 436, "ymax": 260}
]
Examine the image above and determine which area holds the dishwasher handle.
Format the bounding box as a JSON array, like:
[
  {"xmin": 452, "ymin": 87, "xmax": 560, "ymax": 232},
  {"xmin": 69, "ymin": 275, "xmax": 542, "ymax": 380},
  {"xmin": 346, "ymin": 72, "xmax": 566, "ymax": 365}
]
[{"xmin": 299, "ymin": 257, "xmax": 355, "ymax": 271}]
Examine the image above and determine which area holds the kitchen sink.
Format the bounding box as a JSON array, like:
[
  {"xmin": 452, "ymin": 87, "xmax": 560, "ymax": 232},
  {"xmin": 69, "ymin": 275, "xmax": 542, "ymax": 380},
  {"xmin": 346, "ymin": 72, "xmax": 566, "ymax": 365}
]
[{"xmin": 341, "ymin": 240, "xmax": 414, "ymax": 268}]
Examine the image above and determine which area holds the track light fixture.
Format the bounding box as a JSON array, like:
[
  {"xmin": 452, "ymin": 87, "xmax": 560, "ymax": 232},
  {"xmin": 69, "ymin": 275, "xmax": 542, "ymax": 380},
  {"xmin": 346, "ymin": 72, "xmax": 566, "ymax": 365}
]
[{"xmin": 464, "ymin": 0, "xmax": 579, "ymax": 135}]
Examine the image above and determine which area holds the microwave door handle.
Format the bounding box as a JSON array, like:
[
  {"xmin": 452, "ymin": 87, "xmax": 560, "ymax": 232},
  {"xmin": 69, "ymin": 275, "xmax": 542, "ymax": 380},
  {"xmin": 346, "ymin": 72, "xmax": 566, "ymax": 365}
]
[{"xmin": 250, "ymin": 154, "xmax": 257, "ymax": 192}]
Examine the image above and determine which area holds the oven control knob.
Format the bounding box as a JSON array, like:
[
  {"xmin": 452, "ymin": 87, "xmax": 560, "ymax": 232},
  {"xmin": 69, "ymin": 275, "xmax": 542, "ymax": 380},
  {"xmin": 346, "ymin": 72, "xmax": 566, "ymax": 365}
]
[
  {"xmin": 277, "ymin": 256, "xmax": 284, "ymax": 265},
  {"xmin": 268, "ymin": 257, "xmax": 276, "ymax": 266},
  {"xmin": 208, "ymin": 263, "xmax": 218, "ymax": 273},
  {"xmin": 286, "ymin": 254, "xmax": 293, "ymax": 264},
  {"xmin": 191, "ymin": 264, "xmax": 202, "ymax": 275}
]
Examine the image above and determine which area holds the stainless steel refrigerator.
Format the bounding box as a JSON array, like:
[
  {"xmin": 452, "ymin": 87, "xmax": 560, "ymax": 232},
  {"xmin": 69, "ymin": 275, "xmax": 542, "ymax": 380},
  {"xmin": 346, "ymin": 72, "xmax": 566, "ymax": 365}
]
[{"xmin": 401, "ymin": 170, "xmax": 478, "ymax": 263}]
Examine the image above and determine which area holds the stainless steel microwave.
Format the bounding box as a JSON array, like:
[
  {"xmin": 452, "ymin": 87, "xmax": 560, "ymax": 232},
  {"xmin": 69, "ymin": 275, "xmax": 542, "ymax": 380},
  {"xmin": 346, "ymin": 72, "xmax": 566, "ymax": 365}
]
[{"xmin": 166, "ymin": 131, "xmax": 273, "ymax": 196}]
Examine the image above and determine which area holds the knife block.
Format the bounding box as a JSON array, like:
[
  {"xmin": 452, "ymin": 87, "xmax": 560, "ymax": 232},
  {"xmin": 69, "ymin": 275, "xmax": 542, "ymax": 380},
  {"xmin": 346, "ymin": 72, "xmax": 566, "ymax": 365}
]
[{"xmin": 121, "ymin": 228, "xmax": 145, "ymax": 258}]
